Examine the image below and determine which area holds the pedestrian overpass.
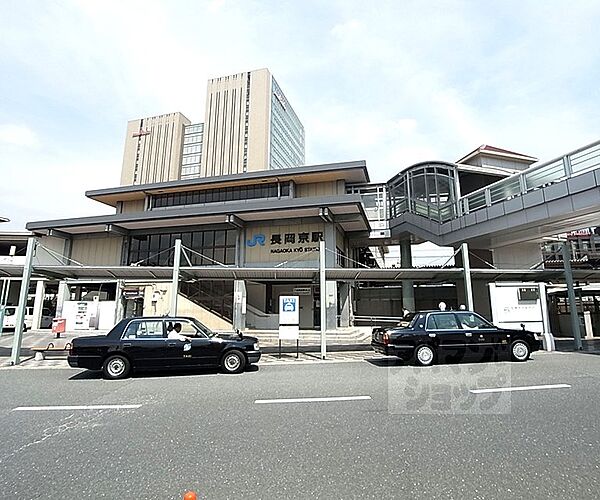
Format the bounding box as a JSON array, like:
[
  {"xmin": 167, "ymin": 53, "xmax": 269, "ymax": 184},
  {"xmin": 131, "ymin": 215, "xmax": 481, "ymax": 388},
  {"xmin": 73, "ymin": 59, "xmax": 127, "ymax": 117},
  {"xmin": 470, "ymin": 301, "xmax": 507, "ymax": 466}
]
[{"xmin": 387, "ymin": 139, "xmax": 600, "ymax": 249}]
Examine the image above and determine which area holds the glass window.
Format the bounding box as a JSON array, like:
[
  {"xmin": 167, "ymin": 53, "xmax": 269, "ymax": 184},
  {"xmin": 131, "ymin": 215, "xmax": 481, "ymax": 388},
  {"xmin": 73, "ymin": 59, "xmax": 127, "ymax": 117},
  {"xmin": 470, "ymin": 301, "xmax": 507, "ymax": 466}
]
[
  {"xmin": 214, "ymin": 230, "xmax": 225, "ymax": 246},
  {"xmin": 226, "ymin": 230, "xmax": 237, "ymax": 246},
  {"xmin": 123, "ymin": 320, "xmax": 164, "ymax": 339},
  {"xmin": 167, "ymin": 320, "xmax": 207, "ymax": 338},
  {"xmin": 426, "ymin": 313, "xmax": 459, "ymax": 330},
  {"xmin": 225, "ymin": 247, "xmax": 236, "ymax": 265},
  {"xmin": 456, "ymin": 313, "xmax": 493, "ymax": 329}
]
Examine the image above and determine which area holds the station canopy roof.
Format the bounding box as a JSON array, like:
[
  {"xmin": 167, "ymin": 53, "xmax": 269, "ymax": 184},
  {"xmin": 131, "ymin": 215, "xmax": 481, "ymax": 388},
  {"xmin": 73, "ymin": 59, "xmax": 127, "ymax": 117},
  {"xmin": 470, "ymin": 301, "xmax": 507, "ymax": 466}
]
[
  {"xmin": 2, "ymin": 264, "xmax": 600, "ymax": 284},
  {"xmin": 26, "ymin": 195, "xmax": 371, "ymax": 236}
]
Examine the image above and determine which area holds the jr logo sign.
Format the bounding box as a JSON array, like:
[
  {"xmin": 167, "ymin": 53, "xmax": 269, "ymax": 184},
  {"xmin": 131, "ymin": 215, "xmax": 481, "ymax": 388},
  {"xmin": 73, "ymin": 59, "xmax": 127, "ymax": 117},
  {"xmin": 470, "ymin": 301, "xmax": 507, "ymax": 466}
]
[{"xmin": 246, "ymin": 234, "xmax": 266, "ymax": 247}]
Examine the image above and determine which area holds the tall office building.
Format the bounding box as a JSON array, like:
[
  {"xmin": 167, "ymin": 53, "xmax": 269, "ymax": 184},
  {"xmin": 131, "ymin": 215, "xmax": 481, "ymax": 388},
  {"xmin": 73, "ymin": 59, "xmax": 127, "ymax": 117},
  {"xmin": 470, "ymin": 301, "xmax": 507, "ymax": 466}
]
[
  {"xmin": 120, "ymin": 112, "xmax": 190, "ymax": 185},
  {"xmin": 201, "ymin": 68, "xmax": 304, "ymax": 177},
  {"xmin": 119, "ymin": 69, "xmax": 304, "ymax": 185}
]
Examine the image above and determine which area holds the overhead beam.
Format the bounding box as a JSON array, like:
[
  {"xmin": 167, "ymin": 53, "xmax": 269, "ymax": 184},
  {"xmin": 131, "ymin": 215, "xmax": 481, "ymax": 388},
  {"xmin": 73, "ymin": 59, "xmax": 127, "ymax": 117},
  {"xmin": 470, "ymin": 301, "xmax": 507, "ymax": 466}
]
[
  {"xmin": 319, "ymin": 207, "xmax": 334, "ymax": 223},
  {"xmin": 225, "ymin": 214, "xmax": 244, "ymax": 229},
  {"xmin": 104, "ymin": 224, "xmax": 129, "ymax": 236},
  {"xmin": 44, "ymin": 228, "xmax": 72, "ymax": 240}
]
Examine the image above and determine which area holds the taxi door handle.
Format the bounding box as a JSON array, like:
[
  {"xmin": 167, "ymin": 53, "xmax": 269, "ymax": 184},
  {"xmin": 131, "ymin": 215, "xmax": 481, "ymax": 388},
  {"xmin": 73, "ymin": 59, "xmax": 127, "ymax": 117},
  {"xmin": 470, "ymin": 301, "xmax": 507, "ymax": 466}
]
[
  {"xmin": 167, "ymin": 342, "xmax": 177, "ymax": 347},
  {"xmin": 123, "ymin": 343, "xmax": 132, "ymax": 347},
  {"xmin": 465, "ymin": 332, "xmax": 472, "ymax": 337}
]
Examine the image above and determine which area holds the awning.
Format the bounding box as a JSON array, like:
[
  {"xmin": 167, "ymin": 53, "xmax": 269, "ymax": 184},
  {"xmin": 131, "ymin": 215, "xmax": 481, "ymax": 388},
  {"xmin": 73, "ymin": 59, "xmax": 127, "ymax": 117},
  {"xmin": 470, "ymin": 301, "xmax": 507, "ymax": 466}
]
[{"xmin": 3, "ymin": 264, "xmax": 600, "ymax": 283}]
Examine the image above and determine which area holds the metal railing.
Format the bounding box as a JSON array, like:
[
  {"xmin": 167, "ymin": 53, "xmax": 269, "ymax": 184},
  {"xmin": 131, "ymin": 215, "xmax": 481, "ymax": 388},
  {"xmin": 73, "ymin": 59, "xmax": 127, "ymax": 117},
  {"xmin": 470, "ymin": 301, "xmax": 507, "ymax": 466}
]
[
  {"xmin": 388, "ymin": 139, "xmax": 600, "ymax": 224},
  {"xmin": 460, "ymin": 139, "xmax": 600, "ymax": 217}
]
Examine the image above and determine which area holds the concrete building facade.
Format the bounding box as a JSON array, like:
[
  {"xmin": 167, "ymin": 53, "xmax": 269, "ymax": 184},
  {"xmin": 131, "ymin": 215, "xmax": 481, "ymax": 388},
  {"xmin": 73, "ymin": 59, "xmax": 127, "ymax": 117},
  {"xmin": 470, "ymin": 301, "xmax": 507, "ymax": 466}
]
[
  {"xmin": 202, "ymin": 68, "xmax": 304, "ymax": 177},
  {"xmin": 120, "ymin": 112, "xmax": 191, "ymax": 185},
  {"xmin": 120, "ymin": 69, "xmax": 304, "ymax": 186}
]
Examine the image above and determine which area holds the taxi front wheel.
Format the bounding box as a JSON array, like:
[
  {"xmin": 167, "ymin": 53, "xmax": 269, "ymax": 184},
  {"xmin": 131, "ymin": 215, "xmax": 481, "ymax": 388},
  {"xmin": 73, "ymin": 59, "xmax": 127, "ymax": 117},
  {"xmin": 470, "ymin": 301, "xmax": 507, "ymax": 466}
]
[{"xmin": 221, "ymin": 350, "xmax": 246, "ymax": 374}]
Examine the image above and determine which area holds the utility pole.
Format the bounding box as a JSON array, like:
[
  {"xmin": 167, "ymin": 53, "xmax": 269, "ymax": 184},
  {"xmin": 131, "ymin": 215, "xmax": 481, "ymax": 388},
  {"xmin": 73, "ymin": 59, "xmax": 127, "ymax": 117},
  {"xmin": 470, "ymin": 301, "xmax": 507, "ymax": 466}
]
[
  {"xmin": 11, "ymin": 237, "xmax": 36, "ymax": 365},
  {"xmin": 170, "ymin": 239, "xmax": 182, "ymax": 317},
  {"xmin": 461, "ymin": 242, "xmax": 474, "ymax": 310},
  {"xmin": 561, "ymin": 242, "xmax": 583, "ymax": 350},
  {"xmin": 319, "ymin": 239, "xmax": 327, "ymax": 359}
]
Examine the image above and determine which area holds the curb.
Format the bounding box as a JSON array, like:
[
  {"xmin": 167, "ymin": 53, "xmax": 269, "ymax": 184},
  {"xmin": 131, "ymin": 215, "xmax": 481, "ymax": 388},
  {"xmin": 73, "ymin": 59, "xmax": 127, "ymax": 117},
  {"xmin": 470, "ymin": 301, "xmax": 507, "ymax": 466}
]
[{"xmin": 261, "ymin": 343, "xmax": 372, "ymax": 354}]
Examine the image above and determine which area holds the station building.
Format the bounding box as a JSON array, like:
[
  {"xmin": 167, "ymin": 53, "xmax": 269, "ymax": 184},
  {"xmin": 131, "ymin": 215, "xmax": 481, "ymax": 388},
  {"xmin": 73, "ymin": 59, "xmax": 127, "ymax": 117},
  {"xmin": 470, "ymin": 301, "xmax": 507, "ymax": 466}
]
[
  {"xmin": 3, "ymin": 69, "xmax": 600, "ymax": 341},
  {"xmin": 21, "ymin": 140, "xmax": 596, "ymax": 336}
]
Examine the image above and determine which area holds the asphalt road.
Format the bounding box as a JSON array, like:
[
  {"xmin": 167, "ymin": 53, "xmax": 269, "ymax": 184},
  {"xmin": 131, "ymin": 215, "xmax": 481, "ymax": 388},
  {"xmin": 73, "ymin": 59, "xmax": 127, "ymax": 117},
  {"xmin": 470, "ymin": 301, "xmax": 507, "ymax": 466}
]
[{"xmin": 0, "ymin": 351, "xmax": 599, "ymax": 500}]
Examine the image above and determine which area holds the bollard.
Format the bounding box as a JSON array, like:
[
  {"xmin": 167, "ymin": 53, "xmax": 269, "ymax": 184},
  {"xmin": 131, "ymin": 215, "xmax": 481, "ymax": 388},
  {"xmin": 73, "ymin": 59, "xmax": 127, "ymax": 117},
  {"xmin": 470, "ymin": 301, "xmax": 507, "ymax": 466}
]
[{"xmin": 183, "ymin": 491, "xmax": 197, "ymax": 500}]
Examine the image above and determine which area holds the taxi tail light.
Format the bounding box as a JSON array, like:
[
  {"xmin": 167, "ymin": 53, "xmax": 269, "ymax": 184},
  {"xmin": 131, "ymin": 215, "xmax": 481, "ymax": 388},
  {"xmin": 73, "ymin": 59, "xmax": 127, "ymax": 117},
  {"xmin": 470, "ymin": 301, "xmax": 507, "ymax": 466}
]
[{"xmin": 383, "ymin": 332, "xmax": 390, "ymax": 345}]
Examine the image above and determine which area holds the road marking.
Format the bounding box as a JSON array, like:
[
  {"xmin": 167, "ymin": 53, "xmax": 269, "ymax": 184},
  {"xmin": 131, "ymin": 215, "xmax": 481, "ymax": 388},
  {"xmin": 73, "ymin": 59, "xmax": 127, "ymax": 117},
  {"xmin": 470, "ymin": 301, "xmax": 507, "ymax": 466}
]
[
  {"xmin": 255, "ymin": 395, "xmax": 372, "ymax": 404},
  {"xmin": 469, "ymin": 384, "xmax": 571, "ymax": 394},
  {"xmin": 12, "ymin": 404, "xmax": 142, "ymax": 411}
]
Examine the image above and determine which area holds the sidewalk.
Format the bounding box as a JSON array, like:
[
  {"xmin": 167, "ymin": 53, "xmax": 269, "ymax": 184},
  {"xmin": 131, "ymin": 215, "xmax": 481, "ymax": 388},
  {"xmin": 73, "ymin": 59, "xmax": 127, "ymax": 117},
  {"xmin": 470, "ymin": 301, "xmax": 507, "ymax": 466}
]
[
  {"xmin": 0, "ymin": 326, "xmax": 375, "ymax": 368},
  {"xmin": 554, "ymin": 338, "xmax": 600, "ymax": 354},
  {"xmin": 0, "ymin": 328, "xmax": 107, "ymax": 367}
]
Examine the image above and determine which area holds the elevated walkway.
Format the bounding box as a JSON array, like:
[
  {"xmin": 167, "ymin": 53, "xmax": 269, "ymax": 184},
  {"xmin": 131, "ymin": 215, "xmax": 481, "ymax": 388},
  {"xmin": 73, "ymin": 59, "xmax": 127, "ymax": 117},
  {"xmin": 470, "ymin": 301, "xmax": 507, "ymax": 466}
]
[{"xmin": 390, "ymin": 140, "xmax": 600, "ymax": 248}]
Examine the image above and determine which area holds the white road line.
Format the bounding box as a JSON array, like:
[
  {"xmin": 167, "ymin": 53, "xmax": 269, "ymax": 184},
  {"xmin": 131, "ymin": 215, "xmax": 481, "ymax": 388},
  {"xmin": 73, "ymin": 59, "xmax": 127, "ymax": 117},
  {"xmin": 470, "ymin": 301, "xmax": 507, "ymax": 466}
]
[
  {"xmin": 255, "ymin": 396, "xmax": 372, "ymax": 404},
  {"xmin": 469, "ymin": 384, "xmax": 571, "ymax": 394},
  {"xmin": 12, "ymin": 404, "xmax": 142, "ymax": 411}
]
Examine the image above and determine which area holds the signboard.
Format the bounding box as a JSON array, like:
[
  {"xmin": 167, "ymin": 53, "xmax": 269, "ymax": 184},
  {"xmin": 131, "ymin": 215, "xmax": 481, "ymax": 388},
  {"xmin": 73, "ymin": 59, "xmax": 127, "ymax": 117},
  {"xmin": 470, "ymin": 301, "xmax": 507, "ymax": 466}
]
[
  {"xmin": 279, "ymin": 295, "xmax": 299, "ymax": 325},
  {"xmin": 279, "ymin": 325, "xmax": 299, "ymax": 340},
  {"xmin": 293, "ymin": 287, "xmax": 312, "ymax": 296}
]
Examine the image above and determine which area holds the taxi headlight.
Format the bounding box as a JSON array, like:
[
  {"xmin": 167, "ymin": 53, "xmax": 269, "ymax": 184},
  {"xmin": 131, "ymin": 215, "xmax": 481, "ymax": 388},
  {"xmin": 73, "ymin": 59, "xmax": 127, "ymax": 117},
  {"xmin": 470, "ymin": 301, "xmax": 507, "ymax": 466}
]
[{"xmin": 253, "ymin": 342, "xmax": 260, "ymax": 351}]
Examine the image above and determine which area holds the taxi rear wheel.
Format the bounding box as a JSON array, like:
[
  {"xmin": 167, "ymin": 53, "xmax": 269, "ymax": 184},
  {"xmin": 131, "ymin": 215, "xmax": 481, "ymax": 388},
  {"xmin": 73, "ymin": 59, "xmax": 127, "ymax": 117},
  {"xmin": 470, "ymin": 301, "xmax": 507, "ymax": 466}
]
[
  {"xmin": 221, "ymin": 350, "xmax": 246, "ymax": 374},
  {"xmin": 103, "ymin": 354, "xmax": 131, "ymax": 380},
  {"xmin": 510, "ymin": 340, "xmax": 530, "ymax": 362},
  {"xmin": 415, "ymin": 344, "xmax": 435, "ymax": 366}
]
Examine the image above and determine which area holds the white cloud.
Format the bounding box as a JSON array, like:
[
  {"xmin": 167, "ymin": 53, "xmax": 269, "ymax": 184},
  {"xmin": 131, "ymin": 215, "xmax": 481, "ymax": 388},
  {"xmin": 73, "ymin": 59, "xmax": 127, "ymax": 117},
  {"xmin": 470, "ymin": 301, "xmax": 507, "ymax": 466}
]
[
  {"xmin": 1, "ymin": 0, "xmax": 600, "ymax": 231},
  {"xmin": 0, "ymin": 124, "xmax": 37, "ymax": 147}
]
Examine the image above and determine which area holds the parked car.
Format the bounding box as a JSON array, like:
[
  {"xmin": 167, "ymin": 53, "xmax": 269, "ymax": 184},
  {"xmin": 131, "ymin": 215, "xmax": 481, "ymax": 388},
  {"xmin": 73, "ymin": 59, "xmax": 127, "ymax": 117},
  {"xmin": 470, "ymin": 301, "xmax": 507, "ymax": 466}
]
[
  {"xmin": 371, "ymin": 310, "xmax": 541, "ymax": 366},
  {"xmin": 1, "ymin": 306, "xmax": 53, "ymax": 330},
  {"xmin": 68, "ymin": 316, "xmax": 261, "ymax": 379},
  {"xmin": 1, "ymin": 306, "xmax": 27, "ymax": 331}
]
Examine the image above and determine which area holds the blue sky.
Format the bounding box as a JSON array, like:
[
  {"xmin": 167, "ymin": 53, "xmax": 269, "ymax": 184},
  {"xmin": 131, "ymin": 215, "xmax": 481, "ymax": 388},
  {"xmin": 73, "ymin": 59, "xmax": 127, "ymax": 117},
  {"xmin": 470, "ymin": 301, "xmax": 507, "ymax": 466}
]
[{"xmin": 1, "ymin": 0, "xmax": 600, "ymax": 230}]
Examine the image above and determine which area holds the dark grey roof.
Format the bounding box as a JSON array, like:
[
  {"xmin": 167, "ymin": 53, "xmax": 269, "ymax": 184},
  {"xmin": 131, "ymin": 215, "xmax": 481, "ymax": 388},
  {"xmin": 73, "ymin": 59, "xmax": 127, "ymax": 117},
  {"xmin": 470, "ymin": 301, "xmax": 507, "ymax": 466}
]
[
  {"xmin": 86, "ymin": 160, "xmax": 369, "ymax": 200},
  {"xmin": 26, "ymin": 194, "xmax": 369, "ymax": 232}
]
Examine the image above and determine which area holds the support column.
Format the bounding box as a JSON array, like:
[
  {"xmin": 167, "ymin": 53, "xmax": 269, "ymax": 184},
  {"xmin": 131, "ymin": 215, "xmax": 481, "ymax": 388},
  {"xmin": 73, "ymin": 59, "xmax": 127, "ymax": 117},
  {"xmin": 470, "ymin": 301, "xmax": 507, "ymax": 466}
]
[
  {"xmin": 319, "ymin": 240, "xmax": 327, "ymax": 359},
  {"xmin": 339, "ymin": 282, "xmax": 350, "ymax": 327},
  {"xmin": 55, "ymin": 280, "xmax": 70, "ymax": 319},
  {"xmin": 461, "ymin": 242, "xmax": 474, "ymax": 311},
  {"xmin": 31, "ymin": 279, "xmax": 46, "ymax": 330},
  {"xmin": 114, "ymin": 280, "xmax": 125, "ymax": 323},
  {"xmin": 400, "ymin": 240, "xmax": 415, "ymax": 311},
  {"xmin": 323, "ymin": 223, "xmax": 338, "ymax": 331},
  {"xmin": 170, "ymin": 239, "xmax": 182, "ymax": 316},
  {"xmin": 562, "ymin": 242, "xmax": 583, "ymax": 350},
  {"xmin": 233, "ymin": 280, "xmax": 247, "ymax": 331},
  {"xmin": 11, "ymin": 237, "xmax": 36, "ymax": 365}
]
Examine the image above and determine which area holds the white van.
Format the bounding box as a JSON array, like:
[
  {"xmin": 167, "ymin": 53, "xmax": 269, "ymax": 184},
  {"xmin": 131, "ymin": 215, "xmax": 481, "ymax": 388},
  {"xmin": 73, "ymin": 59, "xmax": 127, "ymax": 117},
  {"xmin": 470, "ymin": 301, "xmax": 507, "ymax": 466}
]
[{"xmin": 2, "ymin": 306, "xmax": 53, "ymax": 330}]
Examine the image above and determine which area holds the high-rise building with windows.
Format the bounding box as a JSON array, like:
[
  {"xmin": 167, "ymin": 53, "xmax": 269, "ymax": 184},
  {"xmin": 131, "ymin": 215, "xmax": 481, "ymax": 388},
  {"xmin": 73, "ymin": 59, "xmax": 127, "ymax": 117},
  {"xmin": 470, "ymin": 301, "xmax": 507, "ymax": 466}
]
[
  {"xmin": 201, "ymin": 68, "xmax": 304, "ymax": 177},
  {"xmin": 120, "ymin": 112, "xmax": 190, "ymax": 185},
  {"xmin": 119, "ymin": 69, "xmax": 304, "ymax": 185}
]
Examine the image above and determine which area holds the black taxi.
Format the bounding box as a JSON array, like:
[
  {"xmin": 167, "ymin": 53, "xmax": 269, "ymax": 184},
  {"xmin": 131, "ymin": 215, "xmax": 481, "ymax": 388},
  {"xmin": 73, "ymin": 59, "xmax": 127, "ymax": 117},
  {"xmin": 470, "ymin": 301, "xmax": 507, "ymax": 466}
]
[
  {"xmin": 371, "ymin": 310, "xmax": 541, "ymax": 366},
  {"xmin": 68, "ymin": 316, "xmax": 261, "ymax": 379}
]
